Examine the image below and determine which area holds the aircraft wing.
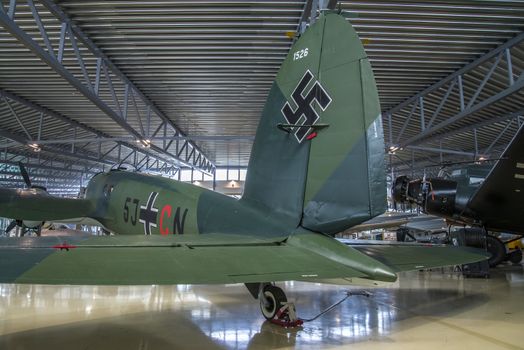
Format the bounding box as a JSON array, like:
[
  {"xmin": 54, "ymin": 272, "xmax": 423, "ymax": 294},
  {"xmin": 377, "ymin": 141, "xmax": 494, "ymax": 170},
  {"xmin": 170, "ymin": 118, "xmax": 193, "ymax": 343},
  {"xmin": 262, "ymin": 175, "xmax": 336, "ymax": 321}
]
[
  {"xmin": 466, "ymin": 123, "xmax": 524, "ymax": 233},
  {"xmin": 0, "ymin": 233, "xmax": 486, "ymax": 285}
]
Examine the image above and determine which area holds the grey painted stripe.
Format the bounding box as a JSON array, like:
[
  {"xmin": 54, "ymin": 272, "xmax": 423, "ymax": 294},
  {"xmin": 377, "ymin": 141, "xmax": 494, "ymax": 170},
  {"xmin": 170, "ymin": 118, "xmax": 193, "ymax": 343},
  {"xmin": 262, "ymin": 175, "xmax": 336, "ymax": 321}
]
[
  {"xmin": 0, "ymin": 248, "xmax": 55, "ymax": 283},
  {"xmin": 0, "ymin": 235, "xmax": 94, "ymax": 283}
]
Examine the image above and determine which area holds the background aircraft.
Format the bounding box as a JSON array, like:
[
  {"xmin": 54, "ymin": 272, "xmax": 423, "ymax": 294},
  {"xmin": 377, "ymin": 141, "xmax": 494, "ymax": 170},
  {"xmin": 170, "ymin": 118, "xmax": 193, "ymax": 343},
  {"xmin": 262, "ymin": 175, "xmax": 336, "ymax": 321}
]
[
  {"xmin": 2, "ymin": 163, "xmax": 47, "ymax": 236},
  {"xmin": 392, "ymin": 123, "xmax": 524, "ymax": 266},
  {"xmin": 0, "ymin": 12, "xmax": 486, "ymax": 321}
]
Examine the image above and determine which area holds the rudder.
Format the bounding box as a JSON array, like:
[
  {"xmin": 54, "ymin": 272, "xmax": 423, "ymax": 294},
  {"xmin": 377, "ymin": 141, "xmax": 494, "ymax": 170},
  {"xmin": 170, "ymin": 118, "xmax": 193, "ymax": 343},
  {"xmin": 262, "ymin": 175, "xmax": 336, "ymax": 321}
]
[{"xmin": 242, "ymin": 13, "xmax": 386, "ymax": 234}]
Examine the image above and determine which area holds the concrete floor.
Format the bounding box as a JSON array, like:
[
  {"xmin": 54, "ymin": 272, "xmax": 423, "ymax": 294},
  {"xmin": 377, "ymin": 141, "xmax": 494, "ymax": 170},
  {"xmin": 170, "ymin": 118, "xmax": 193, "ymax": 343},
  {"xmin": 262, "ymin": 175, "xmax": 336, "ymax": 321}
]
[{"xmin": 0, "ymin": 264, "xmax": 523, "ymax": 350}]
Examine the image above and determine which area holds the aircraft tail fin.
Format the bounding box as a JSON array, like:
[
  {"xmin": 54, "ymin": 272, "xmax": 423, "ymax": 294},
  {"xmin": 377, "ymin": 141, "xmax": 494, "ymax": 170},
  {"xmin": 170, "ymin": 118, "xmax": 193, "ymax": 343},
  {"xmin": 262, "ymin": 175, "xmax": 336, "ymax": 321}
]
[
  {"xmin": 467, "ymin": 122, "xmax": 524, "ymax": 233},
  {"xmin": 242, "ymin": 13, "xmax": 386, "ymax": 234}
]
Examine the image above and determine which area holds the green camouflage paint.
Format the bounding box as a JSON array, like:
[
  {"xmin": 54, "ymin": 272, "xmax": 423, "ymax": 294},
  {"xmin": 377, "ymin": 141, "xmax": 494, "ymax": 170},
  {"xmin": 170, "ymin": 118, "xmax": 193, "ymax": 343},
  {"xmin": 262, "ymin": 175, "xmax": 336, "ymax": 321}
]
[
  {"xmin": 301, "ymin": 15, "xmax": 386, "ymax": 234},
  {"xmin": 0, "ymin": 13, "xmax": 487, "ymax": 286}
]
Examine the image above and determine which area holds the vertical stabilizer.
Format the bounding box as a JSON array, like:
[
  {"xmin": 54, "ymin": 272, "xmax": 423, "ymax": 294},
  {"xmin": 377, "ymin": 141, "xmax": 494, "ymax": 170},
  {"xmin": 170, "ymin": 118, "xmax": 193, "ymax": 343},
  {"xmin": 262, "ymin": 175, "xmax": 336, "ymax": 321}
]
[{"xmin": 242, "ymin": 13, "xmax": 386, "ymax": 234}]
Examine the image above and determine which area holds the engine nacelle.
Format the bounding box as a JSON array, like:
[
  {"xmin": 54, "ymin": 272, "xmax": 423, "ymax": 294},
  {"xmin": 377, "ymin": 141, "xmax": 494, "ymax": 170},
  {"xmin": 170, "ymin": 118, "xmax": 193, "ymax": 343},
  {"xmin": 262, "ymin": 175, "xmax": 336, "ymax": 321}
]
[{"xmin": 392, "ymin": 176, "xmax": 458, "ymax": 218}]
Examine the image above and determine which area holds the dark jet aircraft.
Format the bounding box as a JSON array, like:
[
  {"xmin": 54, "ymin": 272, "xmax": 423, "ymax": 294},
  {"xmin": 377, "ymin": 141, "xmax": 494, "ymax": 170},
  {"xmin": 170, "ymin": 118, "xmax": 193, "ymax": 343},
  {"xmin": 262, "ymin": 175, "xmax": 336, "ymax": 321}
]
[{"xmin": 0, "ymin": 12, "xmax": 486, "ymax": 321}]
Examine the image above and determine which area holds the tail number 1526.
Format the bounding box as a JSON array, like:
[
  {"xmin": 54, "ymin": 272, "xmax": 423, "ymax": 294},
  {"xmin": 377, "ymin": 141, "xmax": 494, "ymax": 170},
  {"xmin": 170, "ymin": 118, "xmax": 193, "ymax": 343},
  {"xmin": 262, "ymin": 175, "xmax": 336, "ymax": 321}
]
[{"xmin": 293, "ymin": 48, "xmax": 309, "ymax": 61}]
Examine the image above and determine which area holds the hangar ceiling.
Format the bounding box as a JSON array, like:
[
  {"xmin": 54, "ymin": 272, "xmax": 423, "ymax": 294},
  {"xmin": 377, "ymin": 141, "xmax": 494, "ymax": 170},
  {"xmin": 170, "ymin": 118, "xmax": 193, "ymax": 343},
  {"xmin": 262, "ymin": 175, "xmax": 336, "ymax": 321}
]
[{"xmin": 0, "ymin": 0, "xmax": 523, "ymax": 194}]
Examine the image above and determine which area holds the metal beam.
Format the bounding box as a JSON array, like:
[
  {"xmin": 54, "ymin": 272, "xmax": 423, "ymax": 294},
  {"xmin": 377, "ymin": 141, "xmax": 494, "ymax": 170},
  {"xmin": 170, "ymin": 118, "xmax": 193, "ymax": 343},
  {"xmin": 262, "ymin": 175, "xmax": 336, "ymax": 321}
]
[
  {"xmin": 484, "ymin": 119, "xmax": 514, "ymax": 155},
  {"xmin": 0, "ymin": 148, "xmax": 101, "ymax": 173},
  {"xmin": 0, "ymin": 149, "xmax": 100, "ymax": 189},
  {"xmin": 296, "ymin": 0, "xmax": 313, "ymax": 35},
  {"xmin": 400, "ymin": 72, "xmax": 524, "ymax": 147},
  {"xmin": 0, "ymin": 4, "xmax": 214, "ymax": 173},
  {"xmin": 0, "ymin": 160, "xmax": 98, "ymax": 175},
  {"xmin": 39, "ymin": 0, "xmax": 214, "ymax": 173},
  {"xmin": 327, "ymin": 0, "xmax": 339, "ymax": 9},
  {"xmin": 406, "ymin": 145, "xmax": 475, "ymax": 157},
  {"xmin": 417, "ymin": 108, "xmax": 524, "ymax": 146},
  {"xmin": 0, "ymin": 170, "xmax": 83, "ymax": 181},
  {"xmin": 2, "ymin": 98, "xmax": 32, "ymax": 140},
  {"xmin": 0, "ymin": 127, "xmax": 115, "ymax": 166},
  {"xmin": 0, "ymin": 177, "xmax": 83, "ymax": 186},
  {"xmin": 0, "ymin": 10, "xmax": 142, "ymax": 138},
  {"xmin": 0, "ymin": 89, "xmax": 180, "ymax": 173},
  {"xmin": 385, "ymin": 30, "xmax": 524, "ymax": 148},
  {"xmin": 30, "ymin": 135, "xmax": 256, "ymax": 145},
  {"xmin": 390, "ymin": 119, "xmax": 523, "ymax": 172},
  {"xmin": 386, "ymin": 31, "xmax": 524, "ymax": 116},
  {"xmin": 1, "ymin": 133, "xmax": 159, "ymax": 194}
]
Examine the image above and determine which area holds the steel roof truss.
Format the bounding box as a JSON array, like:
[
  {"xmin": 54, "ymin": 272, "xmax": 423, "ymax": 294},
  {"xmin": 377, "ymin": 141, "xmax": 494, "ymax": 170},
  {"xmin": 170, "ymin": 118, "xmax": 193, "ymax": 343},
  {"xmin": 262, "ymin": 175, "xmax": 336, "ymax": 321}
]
[
  {"xmin": 2, "ymin": 97, "xmax": 32, "ymax": 140},
  {"xmin": 484, "ymin": 118, "xmax": 514, "ymax": 155},
  {"xmin": 385, "ymin": 31, "xmax": 524, "ymax": 149},
  {"xmin": 0, "ymin": 1, "xmax": 214, "ymax": 174},
  {"xmin": 39, "ymin": 0, "xmax": 214, "ymax": 173},
  {"xmin": 0, "ymin": 90, "xmax": 181, "ymax": 176}
]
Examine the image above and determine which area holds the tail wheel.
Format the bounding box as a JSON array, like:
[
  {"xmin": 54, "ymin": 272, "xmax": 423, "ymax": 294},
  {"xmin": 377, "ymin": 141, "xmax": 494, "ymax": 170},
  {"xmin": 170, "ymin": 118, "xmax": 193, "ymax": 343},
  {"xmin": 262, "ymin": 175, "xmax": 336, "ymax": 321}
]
[
  {"xmin": 260, "ymin": 285, "xmax": 287, "ymax": 320},
  {"xmin": 486, "ymin": 235, "xmax": 506, "ymax": 267}
]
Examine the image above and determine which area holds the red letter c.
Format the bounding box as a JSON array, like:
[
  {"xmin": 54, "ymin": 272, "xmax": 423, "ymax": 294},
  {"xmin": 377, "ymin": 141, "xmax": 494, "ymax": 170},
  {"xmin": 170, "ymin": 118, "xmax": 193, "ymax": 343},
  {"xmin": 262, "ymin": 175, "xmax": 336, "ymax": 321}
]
[{"xmin": 160, "ymin": 205, "xmax": 172, "ymax": 235}]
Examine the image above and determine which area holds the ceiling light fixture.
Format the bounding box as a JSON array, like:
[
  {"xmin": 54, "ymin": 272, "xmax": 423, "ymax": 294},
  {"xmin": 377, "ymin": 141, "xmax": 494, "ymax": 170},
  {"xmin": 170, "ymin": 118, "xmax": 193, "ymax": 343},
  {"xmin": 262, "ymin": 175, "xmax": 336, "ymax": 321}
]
[{"xmin": 28, "ymin": 143, "xmax": 41, "ymax": 152}]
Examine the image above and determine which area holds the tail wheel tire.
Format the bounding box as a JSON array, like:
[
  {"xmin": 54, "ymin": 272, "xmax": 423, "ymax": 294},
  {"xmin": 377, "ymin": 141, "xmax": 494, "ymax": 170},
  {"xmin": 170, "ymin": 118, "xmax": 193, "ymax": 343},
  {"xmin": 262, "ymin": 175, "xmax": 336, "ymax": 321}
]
[
  {"xmin": 486, "ymin": 235, "xmax": 506, "ymax": 267},
  {"xmin": 260, "ymin": 285, "xmax": 287, "ymax": 320}
]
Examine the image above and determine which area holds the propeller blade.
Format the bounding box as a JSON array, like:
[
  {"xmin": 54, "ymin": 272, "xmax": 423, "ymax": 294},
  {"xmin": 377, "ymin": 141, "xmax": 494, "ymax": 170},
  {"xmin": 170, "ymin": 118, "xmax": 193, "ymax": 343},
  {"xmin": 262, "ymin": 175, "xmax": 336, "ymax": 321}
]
[
  {"xmin": 391, "ymin": 175, "xmax": 410, "ymax": 203},
  {"xmin": 18, "ymin": 162, "xmax": 31, "ymax": 188},
  {"xmin": 5, "ymin": 220, "xmax": 17, "ymax": 234}
]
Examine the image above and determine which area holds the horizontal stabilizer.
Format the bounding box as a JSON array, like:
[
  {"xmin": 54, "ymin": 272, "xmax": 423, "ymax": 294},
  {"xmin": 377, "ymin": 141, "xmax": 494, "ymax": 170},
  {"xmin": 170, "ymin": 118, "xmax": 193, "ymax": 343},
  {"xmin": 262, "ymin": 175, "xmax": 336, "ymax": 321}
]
[
  {"xmin": 0, "ymin": 233, "xmax": 487, "ymax": 285},
  {"xmin": 0, "ymin": 188, "xmax": 93, "ymax": 222},
  {"xmin": 350, "ymin": 242, "xmax": 488, "ymax": 272},
  {"xmin": 0, "ymin": 234, "xmax": 366, "ymax": 285}
]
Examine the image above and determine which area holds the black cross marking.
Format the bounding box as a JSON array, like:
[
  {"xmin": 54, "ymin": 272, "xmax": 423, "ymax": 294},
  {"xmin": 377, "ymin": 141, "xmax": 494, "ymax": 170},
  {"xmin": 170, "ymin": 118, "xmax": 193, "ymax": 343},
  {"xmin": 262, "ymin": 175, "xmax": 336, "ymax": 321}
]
[
  {"xmin": 281, "ymin": 70, "xmax": 332, "ymax": 142},
  {"xmin": 139, "ymin": 192, "xmax": 159, "ymax": 235}
]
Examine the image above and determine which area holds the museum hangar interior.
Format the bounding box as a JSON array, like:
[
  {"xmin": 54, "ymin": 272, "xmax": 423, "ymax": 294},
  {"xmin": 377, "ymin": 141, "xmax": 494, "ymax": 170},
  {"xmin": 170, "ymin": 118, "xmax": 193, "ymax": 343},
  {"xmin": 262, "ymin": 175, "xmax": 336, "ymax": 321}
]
[{"xmin": 0, "ymin": 1, "xmax": 523, "ymax": 349}]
